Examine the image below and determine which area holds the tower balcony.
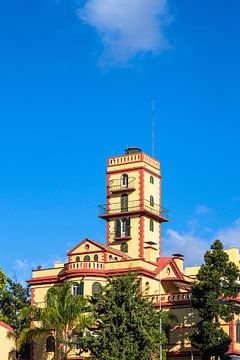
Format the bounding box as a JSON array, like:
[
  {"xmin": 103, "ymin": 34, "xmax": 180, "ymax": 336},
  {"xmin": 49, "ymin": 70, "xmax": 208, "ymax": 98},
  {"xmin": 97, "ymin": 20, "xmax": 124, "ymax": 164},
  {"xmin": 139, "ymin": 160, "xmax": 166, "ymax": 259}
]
[
  {"xmin": 108, "ymin": 177, "xmax": 136, "ymax": 194},
  {"xmin": 98, "ymin": 199, "xmax": 169, "ymax": 222}
]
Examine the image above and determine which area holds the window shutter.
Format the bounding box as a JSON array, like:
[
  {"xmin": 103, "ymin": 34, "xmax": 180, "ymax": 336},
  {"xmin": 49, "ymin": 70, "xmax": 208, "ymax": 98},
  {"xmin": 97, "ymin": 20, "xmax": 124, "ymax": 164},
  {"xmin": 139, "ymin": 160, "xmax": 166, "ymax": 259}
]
[
  {"xmin": 115, "ymin": 219, "xmax": 121, "ymax": 237},
  {"xmin": 126, "ymin": 218, "xmax": 131, "ymax": 236}
]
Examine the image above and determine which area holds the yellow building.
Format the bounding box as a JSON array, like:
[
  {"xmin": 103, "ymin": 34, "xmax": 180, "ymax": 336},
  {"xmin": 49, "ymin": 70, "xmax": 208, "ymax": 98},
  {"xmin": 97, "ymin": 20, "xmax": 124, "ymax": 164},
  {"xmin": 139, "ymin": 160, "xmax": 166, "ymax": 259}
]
[
  {"xmin": 0, "ymin": 321, "xmax": 15, "ymax": 359},
  {"xmin": 28, "ymin": 147, "xmax": 240, "ymax": 360}
]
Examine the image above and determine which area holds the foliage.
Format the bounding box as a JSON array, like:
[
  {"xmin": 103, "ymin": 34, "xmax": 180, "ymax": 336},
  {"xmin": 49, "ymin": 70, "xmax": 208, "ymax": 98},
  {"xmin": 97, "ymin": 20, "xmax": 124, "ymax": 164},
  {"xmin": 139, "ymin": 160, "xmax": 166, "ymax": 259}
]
[
  {"xmin": 21, "ymin": 282, "xmax": 92, "ymax": 360},
  {"xmin": 190, "ymin": 239, "xmax": 240, "ymax": 360},
  {"xmin": 0, "ymin": 270, "xmax": 30, "ymax": 359},
  {"xmin": 85, "ymin": 274, "xmax": 171, "ymax": 360}
]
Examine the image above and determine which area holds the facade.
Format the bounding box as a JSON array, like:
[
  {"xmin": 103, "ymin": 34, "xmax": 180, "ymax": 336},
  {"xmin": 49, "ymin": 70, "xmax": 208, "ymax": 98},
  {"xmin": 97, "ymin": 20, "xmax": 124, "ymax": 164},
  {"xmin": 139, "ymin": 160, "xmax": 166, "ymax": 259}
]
[
  {"xmin": 0, "ymin": 321, "xmax": 15, "ymax": 359},
  {"xmin": 28, "ymin": 147, "xmax": 240, "ymax": 359}
]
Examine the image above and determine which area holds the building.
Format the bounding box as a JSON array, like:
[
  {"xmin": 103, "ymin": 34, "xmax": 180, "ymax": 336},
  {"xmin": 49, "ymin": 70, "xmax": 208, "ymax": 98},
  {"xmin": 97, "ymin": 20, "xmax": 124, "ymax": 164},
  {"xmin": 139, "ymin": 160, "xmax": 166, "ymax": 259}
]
[
  {"xmin": 0, "ymin": 321, "xmax": 15, "ymax": 359},
  {"xmin": 28, "ymin": 147, "xmax": 240, "ymax": 359}
]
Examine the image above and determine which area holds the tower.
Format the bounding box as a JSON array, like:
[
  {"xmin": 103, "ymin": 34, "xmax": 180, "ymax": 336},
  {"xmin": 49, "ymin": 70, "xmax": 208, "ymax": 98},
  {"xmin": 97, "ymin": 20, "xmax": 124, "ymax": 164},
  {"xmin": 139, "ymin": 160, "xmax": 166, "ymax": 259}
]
[{"xmin": 99, "ymin": 147, "xmax": 168, "ymax": 262}]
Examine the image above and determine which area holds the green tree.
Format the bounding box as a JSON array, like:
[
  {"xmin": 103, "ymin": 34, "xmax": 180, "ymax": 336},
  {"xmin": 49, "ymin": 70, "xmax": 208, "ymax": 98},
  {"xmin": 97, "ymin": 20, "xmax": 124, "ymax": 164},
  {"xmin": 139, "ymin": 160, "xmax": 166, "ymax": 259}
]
[
  {"xmin": 85, "ymin": 274, "xmax": 170, "ymax": 360},
  {"xmin": 0, "ymin": 271, "xmax": 30, "ymax": 359},
  {"xmin": 21, "ymin": 282, "xmax": 92, "ymax": 360},
  {"xmin": 190, "ymin": 239, "xmax": 240, "ymax": 360}
]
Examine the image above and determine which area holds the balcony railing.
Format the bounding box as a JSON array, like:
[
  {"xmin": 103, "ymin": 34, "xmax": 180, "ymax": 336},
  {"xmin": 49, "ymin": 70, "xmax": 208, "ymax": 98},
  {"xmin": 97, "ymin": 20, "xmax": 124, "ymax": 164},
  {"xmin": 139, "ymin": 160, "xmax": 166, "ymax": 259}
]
[
  {"xmin": 111, "ymin": 226, "xmax": 131, "ymax": 239},
  {"xmin": 67, "ymin": 261, "xmax": 105, "ymax": 271},
  {"xmin": 109, "ymin": 177, "xmax": 135, "ymax": 192},
  {"xmin": 144, "ymin": 292, "xmax": 191, "ymax": 304},
  {"xmin": 98, "ymin": 199, "xmax": 169, "ymax": 219}
]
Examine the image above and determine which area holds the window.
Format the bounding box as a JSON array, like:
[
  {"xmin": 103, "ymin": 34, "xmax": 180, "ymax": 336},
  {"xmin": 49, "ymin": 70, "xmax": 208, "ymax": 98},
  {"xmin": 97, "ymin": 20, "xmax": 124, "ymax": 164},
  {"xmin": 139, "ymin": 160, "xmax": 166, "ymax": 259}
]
[
  {"xmin": 94, "ymin": 254, "xmax": 98, "ymax": 262},
  {"xmin": 236, "ymin": 321, "xmax": 240, "ymax": 342},
  {"xmin": 72, "ymin": 282, "xmax": 84, "ymax": 296},
  {"xmin": 92, "ymin": 282, "xmax": 102, "ymax": 295},
  {"xmin": 150, "ymin": 196, "xmax": 154, "ymax": 207},
  {"xmin": 150, "ymin": 219, "xmax": 154, "ymax": 232},
  {"xmin": 145, "ymin": 282, "xmax": 150, "ymax": 295},
  {"xmin": 76, "ymin": 256, "xmax": 80, "ymax": 262},
  {"xmin": 84, "ymin": 255, "xmax": 90, "ymax": 262},
  {"xmin": 46, "ymin": 336, "xmax": 55, "ymax": 353},
  {"xmin": 115, "ymin": 218, "xmax": 130, "ymax": 237},
  {"xmin": 150, "ymin": 176, "xmax": 154, "ymax": 184},
  {"xmin": 120, "ymin": 242, "xmax": 128, "ymax": 253},
  {"xmin": 121, "ymin": 194, "xmax": 128, "ymax": 212},
  {"xmin": 109, "ymin": 255, "xmax": 113, "ymax": 261},
  {"xmin": 121, "ymin": 174, "xmax": 128, "ymax": 188}
]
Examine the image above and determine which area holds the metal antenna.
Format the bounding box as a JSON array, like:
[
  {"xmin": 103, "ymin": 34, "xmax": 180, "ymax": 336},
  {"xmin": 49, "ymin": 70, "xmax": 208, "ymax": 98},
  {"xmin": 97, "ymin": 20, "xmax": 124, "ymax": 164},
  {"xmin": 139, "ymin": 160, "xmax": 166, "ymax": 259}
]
[{"xmin": 152, "ymin": 99, "xmax": 155, "ymax": 157}]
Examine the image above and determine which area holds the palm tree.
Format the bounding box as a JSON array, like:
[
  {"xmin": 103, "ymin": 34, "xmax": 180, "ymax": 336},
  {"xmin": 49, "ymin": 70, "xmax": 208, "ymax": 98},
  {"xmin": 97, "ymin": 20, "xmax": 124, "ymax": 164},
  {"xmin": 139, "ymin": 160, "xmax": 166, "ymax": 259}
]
[{"xmin": 20, "ymin": 282, "xmax": 92, "ymax": 360}]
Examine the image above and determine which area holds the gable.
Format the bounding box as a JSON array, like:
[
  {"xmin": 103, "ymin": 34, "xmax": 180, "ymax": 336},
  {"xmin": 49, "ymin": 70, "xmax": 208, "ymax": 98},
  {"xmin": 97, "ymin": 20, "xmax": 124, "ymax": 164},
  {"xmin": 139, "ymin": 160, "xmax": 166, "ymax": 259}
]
[{"xmin": 67, "ymin": 238, "xmax": 105, "ymax": 256}]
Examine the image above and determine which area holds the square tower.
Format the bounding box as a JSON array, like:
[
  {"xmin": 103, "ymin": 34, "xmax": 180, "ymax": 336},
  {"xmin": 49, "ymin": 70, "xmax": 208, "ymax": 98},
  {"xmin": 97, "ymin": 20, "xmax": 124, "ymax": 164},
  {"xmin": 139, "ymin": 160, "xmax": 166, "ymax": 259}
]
[{"xmin": 98, "ymin": 147, "xmax": 169, "ymax": 263}]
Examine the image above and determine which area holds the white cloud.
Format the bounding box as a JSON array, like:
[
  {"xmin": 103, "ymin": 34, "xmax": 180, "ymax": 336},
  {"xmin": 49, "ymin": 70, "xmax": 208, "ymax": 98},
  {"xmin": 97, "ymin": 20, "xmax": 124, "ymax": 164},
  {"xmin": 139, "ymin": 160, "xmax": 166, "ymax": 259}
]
[
  {"xmin": 163, "ymin": 218, "xmax": 240, "ymax": 268},
  {"xmin": 78, "ymin": 0, "xmax": 170, "ymax": 65},
  {"xmin": 215, "ymin": 218, "xmax": 240, "ymax": 248},
  {"xmin": 14, "ymin": 259, "xmax": 29, "ymax": 270},
  {"xmin": 196, "ymin": 205, "xmax": 215, "ymax": 215},
  {"xmin": 162, "ymin": 229, "xmax": 209, "ymax": 267}
]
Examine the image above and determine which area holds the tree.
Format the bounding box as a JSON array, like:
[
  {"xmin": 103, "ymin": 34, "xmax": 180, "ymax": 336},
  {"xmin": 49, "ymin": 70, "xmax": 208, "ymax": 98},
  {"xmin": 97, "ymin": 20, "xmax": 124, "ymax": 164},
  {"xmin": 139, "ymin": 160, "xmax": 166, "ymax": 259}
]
[
  {"xmin": 85, "ymin": 274, "xmax": 171, "ymax": 360},
  {"xmin": 21, "ymin": 282, "xmax": 92, "ymax": 360},
  {"xmin": 190, "ymin": 239, "xmax": 240, "ymax": 360},
  {"xmin": 0, "ymin": 271, "xmax": 30, "ymax": 359}
]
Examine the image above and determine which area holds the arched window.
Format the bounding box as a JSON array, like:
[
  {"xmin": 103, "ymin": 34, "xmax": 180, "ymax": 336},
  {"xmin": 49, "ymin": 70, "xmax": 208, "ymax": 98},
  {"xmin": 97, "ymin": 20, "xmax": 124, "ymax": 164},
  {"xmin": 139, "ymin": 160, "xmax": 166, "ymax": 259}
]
[
  {"xmin": 46, "ymin": 336, "xmax": 55, "ymax": 353},
  {"xmin": 76, "ymin": 256, "xmax": 80, "ymax": 262},
  {"xmin": 92, "ymin": 282, "xmax": 102, "ymax": 295},
  {"xmin": 150, "ymin": 219, "xmax": 154, "ymax": 232},
  {"xmin": 84, "ymin": 255, "xmax": 90, "ymax": 262},
  {"xmin": 109, "ymin": 255, "xmax": 113, "ymax": 261},
  {"xmin": 150, "ymin": 176, "xmax": 154, "ymax": 184},
  {"xmin": 236, "ymin": 321, "xmax": 240, "ymax": 342},
  {"xmin": 121, "ymin": 194, "xmax": 128, "ymax": 212},
  {"xmin": 150, "ymin": 196, "xmax": 154, "ymax": 207},
  {"xmin": 72, "ymin": 282, "xmax": 84, "ymax": 296},
  {"xmin": 121, "ymin": 174, "xmax": 128, "ymax": 188},
  {"xmin": 145, "ymin": 282, "xmax": 150, "ymax": 295},
  {"xmin": 94, "ymin": 254, "xmax": 98, "ymax": 262},
  {"xmin": 120, "ymin": 242, "xmax": 128, "ymax": 253}
]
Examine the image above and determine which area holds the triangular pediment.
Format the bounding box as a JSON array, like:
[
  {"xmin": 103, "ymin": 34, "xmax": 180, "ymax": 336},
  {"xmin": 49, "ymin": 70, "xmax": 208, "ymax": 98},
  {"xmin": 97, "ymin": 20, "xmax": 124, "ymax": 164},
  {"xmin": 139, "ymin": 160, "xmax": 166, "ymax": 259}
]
[{"xmin": 67, "ymin": 238, "xmax": 106, "ymax": 255}]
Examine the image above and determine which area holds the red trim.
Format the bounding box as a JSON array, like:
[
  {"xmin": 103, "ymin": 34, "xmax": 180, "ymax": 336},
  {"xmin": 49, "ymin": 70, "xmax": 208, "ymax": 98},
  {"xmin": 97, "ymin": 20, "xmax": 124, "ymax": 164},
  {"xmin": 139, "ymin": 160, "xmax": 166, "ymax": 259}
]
[
  {"xmin": 229, "ymin": 320, "xmax": 234, "ymax": 351},
  {"xmin": 0, "ymin": 321, "xmax": 13, "ymax": 332},
  {"xmin": 107, "ymin": 152, "xmax": 160, "ymax": 172}
]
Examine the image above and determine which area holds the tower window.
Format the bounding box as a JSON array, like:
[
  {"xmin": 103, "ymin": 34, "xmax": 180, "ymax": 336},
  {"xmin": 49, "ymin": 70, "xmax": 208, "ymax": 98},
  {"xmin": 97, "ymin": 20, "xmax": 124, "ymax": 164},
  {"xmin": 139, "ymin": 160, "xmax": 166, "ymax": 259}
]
[
  {"xmin": 120, "ymin": 242, "xmax": 128, "ymax": 253},
  {"xmin": 76, "ymin": 256, "xmax": 80, "ymax": 262},
  {"xmin": 115, "ymin": 218, "xmax": 131, "ymax": 237},
  {"xmin": 94, "ymin": 254, "xmax": 98, "ymax": 262},
  {"xmin": 236, "ymin": 321, "xmax": 240, "ymax": 342},
  {"xmin": 121, "ymin": 174, "xmax": 128, "ymax": 188},
  {"xmin": 150, "ymin": 196, "xmax": 154, "ymax": 207},
  {"xmin": 150, "ymin": 176, "xmax": 154, "ymax": 184},
  {"xmin": 121, "ymin": 194, "xmax": 128, "ymax": 212},
  {"xmin": 92, "ymin": 282, "xmax": 102, "ymax": 295},
  {"xmin": 150, "ymin": 219, "xmax": 154, "ymax": 232},
  {"xmin": 46, "ymin": 336, "xmax": 55, "ymax": 353},
  {"xmin": 84, "ymin": 255, "xmax": 90, "ymax": 262},
  {"xmin": 72, "ymin": 282, "xmax": 84, "ymax": 296}
]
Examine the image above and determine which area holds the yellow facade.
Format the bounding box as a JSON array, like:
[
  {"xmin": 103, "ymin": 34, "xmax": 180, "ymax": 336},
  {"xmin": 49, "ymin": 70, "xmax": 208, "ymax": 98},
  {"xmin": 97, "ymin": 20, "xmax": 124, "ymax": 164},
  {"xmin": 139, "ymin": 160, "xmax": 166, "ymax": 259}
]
[
  {"xmin": 0, "ymin": 322, "xmax": 15, "ymax": 360},
  {"xmin": 28, "ymin": 147, "xmax": 240, "ymax": 360}
]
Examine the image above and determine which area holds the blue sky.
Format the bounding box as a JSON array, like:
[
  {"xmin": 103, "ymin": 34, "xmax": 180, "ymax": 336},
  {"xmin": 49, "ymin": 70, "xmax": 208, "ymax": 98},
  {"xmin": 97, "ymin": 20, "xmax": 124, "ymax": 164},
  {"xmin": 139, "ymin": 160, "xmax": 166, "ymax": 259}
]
[{"xmin": 0, "ymin": 0, "xmax": 240, "ymax": 283}]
